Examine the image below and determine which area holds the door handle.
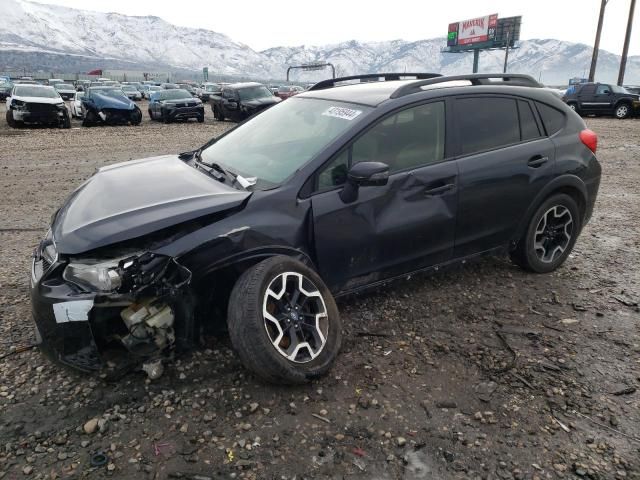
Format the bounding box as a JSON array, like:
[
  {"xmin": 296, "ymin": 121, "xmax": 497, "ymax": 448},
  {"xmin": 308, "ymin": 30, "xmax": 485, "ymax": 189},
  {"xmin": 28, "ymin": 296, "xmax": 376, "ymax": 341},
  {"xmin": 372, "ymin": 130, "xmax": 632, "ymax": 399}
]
[
  {"xmin": 528, "ymin": 156, "xmax": 549, "ymax": 168},
  {"xmin": 424, "ymin": 183, "xmax": 455, "ymax": 196}
]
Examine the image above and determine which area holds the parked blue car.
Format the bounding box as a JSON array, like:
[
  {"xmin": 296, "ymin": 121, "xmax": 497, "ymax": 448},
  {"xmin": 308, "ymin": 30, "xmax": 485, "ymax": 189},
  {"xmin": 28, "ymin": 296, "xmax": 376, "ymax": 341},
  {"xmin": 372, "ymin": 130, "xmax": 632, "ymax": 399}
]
[{"xmin": 81, "ymin": 86, "xmax": 142, "ymax": 127}]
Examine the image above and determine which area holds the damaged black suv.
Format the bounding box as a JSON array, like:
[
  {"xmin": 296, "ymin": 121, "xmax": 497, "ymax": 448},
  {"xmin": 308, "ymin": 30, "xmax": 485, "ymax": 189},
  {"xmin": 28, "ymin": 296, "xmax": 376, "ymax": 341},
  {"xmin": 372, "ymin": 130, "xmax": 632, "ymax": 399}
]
[{"xmin": 31, "ymin": 73, "xmax": 601, "ymax": 384}]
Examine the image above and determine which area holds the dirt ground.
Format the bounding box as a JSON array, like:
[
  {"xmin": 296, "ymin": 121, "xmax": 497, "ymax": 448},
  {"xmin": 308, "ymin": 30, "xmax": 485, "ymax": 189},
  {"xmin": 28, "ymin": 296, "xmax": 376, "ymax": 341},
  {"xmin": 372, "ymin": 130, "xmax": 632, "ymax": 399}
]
[{"xmin": 0, "ymin": 100, "xmax": 638, "ymax": 480}]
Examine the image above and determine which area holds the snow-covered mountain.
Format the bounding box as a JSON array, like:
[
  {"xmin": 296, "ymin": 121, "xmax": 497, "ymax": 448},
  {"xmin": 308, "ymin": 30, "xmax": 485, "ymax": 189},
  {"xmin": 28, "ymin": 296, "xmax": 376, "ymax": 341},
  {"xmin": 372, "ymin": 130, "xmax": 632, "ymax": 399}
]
[{"xmin": 1, "ymin": 0, "xmax": 639, "ymax": 85}]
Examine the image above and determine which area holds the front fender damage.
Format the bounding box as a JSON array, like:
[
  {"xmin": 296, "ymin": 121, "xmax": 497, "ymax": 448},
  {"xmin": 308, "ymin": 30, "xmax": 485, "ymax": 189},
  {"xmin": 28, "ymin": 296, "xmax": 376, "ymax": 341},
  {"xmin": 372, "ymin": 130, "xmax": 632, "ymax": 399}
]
[{"xmin": 72, "ymin": 253, "xmax": 193, "ymax": 379}]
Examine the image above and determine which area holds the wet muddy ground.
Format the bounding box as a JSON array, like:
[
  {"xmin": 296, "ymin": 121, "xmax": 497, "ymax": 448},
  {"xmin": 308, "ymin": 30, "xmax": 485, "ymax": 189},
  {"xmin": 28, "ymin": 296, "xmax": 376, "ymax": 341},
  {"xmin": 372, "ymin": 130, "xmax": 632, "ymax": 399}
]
[{"xmin": 0, "ymin": 103, "xmax": 639, "ymax": 479}]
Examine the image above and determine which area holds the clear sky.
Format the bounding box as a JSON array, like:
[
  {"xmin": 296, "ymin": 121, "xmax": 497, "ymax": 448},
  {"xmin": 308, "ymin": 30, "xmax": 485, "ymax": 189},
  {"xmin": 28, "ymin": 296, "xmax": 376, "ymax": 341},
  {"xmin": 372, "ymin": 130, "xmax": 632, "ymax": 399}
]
[{"xmin": 34, "ymin": 0, "xmax": 640, "ymax": 55}]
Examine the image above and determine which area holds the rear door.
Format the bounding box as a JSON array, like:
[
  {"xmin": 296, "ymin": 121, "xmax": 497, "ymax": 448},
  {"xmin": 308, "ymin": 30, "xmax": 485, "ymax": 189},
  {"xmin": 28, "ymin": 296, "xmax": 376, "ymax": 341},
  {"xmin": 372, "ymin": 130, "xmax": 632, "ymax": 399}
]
[
  {"xmin": 576, "ymin": 84, "xmax": 598, "ymax": 113},
  {"xmin": 452, "ymin": 95, "xmax": 556, "ymax": 257},
  {"xmin": 310, "ymin": 101, "xmax": 458, "ymax": 292}
]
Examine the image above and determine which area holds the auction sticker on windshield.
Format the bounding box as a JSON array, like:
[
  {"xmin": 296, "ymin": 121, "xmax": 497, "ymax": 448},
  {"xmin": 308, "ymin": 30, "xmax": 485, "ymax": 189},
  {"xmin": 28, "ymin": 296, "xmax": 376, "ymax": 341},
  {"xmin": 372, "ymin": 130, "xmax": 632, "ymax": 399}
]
[{"xmin": 322, "ymin": 106, "xmax": 362, "ymax": 121}]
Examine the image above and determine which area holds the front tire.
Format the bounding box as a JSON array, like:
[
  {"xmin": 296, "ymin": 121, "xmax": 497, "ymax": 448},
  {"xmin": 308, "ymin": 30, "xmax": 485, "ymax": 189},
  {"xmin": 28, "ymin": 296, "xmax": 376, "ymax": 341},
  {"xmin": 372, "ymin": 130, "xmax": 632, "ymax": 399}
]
[
  {"xmin": 131, "ymin": 107, "xmax": 142, "ymax": 125},
  {"xmin": 6, "ymin": 110, "xmax": 17, "ymax": 128},
  {"xmin": 227, "ymin": 256, "xmax": 342, "ymax": 384},
  {"xmin": 510, "ymin": 194, "xmax": 581, "ymax": 273},
  {"xmin": 60, "ymin": 111, "xmax": 71, "ymax": 129},
  {"xmin": 615, "ymin": 103, "xmax": 630, "ymax": 119}
]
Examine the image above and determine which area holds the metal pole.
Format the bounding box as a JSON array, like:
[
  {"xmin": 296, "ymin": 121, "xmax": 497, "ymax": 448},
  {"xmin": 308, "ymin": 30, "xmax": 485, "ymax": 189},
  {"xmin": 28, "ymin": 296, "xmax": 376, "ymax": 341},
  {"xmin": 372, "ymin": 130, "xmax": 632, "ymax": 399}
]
[
  {"xmin": 472, "ymin": 49, "xmax": 480, "ymax": 73},
  {"xmin": 617, "ymin": 0, "xmax": 636, "ymax": 85},
  {"xmin": 589, "ymin": 0, "xmax": 608, "ymax": 82},
  {"xmin": 503, "ymin": 29, "xmax": 511, "ymax": 73}
]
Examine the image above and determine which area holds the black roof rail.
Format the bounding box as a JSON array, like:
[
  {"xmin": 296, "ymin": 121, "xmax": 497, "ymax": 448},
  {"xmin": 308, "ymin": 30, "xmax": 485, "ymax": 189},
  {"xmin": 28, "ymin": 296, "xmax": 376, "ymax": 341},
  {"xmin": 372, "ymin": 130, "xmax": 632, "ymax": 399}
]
[
  {"xmin": 308, "ymin": 73, "xmax": 442, "ymax": 91},
  {"xmin": 390, "ymin": 73, "xmax": 542, "ymax": 99}
]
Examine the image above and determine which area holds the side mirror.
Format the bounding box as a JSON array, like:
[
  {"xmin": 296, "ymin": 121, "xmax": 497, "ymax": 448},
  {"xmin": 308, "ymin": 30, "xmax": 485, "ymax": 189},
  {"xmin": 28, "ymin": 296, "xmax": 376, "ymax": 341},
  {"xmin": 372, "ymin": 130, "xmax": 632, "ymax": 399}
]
[{"xmin": 340, "ymin": 162, "xmax": 389, "ymax": 203}]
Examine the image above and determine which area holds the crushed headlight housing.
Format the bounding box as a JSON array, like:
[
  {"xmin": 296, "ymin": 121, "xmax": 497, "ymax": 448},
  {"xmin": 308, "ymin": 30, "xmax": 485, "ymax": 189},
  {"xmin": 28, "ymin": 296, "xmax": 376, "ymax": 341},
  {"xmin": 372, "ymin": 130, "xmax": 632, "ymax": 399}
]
[{"xmin": 64, "ymin": 261, "xmax": 122, "ymax": 292}]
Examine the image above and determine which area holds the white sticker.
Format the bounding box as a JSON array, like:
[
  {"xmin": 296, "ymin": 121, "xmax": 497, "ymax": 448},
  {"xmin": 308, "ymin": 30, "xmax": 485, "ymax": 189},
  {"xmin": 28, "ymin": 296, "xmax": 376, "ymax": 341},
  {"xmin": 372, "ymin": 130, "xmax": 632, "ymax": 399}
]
[
  {"xmin": 53, "ymin": 300, "xmax": 94, "ymax": 324},
  {"xmin": 322, "ymin": 106, "xmax": 362, "ymax": 121}
]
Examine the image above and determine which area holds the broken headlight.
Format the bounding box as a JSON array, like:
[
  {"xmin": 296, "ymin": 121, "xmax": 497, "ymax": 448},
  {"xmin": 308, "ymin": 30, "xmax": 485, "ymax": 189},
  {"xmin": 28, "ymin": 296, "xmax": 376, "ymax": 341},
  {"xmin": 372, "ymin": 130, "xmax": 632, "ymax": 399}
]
[{"xmin": 63, "ymin": 261, "xmax": 122, "ymax": 292}]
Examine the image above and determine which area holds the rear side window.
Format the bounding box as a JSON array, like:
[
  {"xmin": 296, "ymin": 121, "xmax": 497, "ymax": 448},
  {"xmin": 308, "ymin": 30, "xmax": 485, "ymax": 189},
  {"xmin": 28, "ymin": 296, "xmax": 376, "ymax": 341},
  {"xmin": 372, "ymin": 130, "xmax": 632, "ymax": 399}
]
[
  {"xmin": 455, "ymin": 97, "xmax": 520, "ymax": 155},
  {"xmin": 518, "ymin": 100, "xmax": 541, "ymax": 141},
  {"xmin": 535, "ymin": 102, "xmax": 565, "ymax": 136},
  {"xmin": 579, "ymin": 84, "xmax": 596, "ymax": 95}
]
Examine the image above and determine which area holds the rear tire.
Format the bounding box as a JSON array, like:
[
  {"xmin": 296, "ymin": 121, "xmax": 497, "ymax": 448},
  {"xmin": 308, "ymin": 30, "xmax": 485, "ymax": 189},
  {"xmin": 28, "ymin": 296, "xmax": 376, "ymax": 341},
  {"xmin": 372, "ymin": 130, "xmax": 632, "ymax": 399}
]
[
  {"xmin": 510, "ymin": 194, "xmax": 581, "ymax": 273},
  {"xmin": 227, "ymin": 256, "xmax": 342, "ymax": 384},
  {"xmin": 614, "ymin": 103, "xmax": 630, "ymax": 119}
]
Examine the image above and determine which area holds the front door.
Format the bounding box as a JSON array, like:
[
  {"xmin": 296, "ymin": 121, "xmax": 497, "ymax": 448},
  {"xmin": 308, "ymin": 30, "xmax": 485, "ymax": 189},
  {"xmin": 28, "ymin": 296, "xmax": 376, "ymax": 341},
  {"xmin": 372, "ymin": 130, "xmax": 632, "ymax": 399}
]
[{"xmin": 310, "ymin": 101, "xmax": 458, "ymax": 293}]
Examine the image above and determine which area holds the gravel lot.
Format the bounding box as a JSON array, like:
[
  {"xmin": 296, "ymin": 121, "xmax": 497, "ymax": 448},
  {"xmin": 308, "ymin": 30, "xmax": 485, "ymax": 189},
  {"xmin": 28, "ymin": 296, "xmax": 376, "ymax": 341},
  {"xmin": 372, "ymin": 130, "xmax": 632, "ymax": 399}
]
[{"xmin": 0, "ymin": 101, "xmax": 639, "ymax": 480}]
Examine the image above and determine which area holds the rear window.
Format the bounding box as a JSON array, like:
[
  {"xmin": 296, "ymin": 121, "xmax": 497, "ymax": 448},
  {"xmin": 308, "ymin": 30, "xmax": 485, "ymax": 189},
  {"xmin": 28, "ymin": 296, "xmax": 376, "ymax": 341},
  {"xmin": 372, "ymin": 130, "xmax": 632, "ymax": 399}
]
[
  {"xmin": 455, "ymin": 97, "xmax": 520, "ymax": 155},
  {"xmin": 535, "ymin": 102, "xmax": 565, "ymax": 136},
  {"xmin": 518, "ymin": 100, "xmax": 541, "ymax": 141}
]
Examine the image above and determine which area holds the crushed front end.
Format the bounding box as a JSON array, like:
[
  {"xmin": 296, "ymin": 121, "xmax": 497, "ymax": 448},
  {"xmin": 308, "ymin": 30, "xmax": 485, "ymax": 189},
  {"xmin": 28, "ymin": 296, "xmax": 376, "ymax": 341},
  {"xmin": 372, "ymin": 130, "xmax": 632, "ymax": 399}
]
[{"xmin": 30, "ymin": 231, "xmax": 193, "ymax": 375}]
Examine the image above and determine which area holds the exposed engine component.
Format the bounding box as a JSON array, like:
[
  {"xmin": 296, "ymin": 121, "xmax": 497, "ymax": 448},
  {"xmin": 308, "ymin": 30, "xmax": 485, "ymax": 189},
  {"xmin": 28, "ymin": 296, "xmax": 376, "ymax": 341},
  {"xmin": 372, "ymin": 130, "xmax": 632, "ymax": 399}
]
[{"xmin": 120, "ymin": 299, "xmax": 175, "ymax": 354}]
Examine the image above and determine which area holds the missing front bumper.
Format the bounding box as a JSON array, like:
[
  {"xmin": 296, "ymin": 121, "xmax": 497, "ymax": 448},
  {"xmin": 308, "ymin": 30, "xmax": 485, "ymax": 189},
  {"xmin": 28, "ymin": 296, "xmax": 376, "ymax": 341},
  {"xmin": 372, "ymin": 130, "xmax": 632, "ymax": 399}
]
[{"xmin": 31, "ymin": 253, "xmax": 194, "ymax": 373}]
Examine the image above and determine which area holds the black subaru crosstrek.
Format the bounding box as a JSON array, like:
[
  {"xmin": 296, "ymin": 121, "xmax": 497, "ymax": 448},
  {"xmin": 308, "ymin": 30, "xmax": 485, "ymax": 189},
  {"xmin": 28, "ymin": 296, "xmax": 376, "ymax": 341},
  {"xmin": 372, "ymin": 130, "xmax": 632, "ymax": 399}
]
[{"xmin": 31, "ymin": 73, "xmax": 601, "ymax": 383}]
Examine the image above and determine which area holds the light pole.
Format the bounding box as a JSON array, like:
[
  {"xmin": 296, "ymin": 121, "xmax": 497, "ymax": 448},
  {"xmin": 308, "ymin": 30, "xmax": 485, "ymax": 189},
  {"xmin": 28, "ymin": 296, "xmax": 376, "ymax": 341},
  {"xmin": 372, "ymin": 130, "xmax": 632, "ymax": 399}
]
[
  {"xmin": 617, "ymin": 0, "xmax": 636, "ymax": 85},
  {"xmin": 588, "ymin": 0, "xmax": 609, "ymax": 82}
]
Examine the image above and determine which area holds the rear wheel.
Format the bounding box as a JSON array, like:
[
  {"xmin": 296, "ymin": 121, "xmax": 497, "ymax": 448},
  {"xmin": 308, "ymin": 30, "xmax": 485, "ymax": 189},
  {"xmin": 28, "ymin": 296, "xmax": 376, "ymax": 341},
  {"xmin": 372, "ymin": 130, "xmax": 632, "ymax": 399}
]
[
  {"xmin": 227, "ymin": 256, "xmax": 342, "ymax": 384},
  {"xmin": 615, "ymin": 103, "xmax": 630, "ymax": 119},
  {"xmin": 510, "ymin": 194, "xmax": 581, "ymax": 273}
]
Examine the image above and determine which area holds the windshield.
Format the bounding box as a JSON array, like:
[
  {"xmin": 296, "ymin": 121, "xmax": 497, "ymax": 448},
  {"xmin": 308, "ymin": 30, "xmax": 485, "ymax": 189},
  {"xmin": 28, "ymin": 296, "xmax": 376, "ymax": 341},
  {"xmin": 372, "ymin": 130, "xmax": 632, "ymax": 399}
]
[
  {"xmin": 14, "ymin": 86, "xmax": 60, "ymax": 98},
  {"xmin": 157, "ymin": 89, "xmax": 192, "ymax": 100},
  {"xmin": 200, "ymin": 98, "xmax": 371, "ymax": 187},
  {"xmin": 122, "ymin": 85, "xmax": 136, "ymax": 91},
  {"xmin": 55, "ymin": 83, "xmax": 74, "ymax": 90},
  {"xmin": 90, "ymin": 88, "xmax": 126, "ymax": 98},
  {"xmin": 238, "ymin": 86, "xmax": 274, "ymax": 101}
]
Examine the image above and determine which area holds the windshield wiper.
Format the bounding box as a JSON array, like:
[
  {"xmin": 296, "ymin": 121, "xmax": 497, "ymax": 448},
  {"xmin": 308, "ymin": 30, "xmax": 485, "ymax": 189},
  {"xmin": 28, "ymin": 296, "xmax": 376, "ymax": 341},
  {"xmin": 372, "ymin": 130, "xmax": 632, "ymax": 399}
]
[{"xmin": 194, "ymin": 150, "xmax": 248, "ymax": 189}]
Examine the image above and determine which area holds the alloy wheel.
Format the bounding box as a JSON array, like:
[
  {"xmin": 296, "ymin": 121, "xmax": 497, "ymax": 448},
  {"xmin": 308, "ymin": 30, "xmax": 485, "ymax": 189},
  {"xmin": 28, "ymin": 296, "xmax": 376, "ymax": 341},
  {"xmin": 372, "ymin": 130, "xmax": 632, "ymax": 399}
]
[
  {"xmin": 616, "ymin": 105, "xmax": 628, "ymax": 118},
  {"xmin": 533, "ymin": 206, "xmax": 573, "ymax": 263},
  {"xmin": 262, "ymin": 272, "xmax": 329, "ymax": 363}
]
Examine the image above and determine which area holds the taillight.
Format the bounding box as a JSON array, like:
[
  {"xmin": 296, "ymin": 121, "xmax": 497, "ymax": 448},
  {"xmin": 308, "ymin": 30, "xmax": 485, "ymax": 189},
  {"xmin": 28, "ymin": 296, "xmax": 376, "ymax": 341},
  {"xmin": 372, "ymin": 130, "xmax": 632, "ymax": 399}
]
[{"xmin": 579, "ymin": 129, "xmax": 598, "ymax": 154}]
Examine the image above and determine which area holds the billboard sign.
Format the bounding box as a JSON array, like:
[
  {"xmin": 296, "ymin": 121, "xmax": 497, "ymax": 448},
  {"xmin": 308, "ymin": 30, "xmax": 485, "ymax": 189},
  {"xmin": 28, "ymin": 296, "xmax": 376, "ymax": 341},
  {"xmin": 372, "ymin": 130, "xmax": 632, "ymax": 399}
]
[{"xmin": 448, "ymin": 14, "xmax": 498, "ymax": 47}]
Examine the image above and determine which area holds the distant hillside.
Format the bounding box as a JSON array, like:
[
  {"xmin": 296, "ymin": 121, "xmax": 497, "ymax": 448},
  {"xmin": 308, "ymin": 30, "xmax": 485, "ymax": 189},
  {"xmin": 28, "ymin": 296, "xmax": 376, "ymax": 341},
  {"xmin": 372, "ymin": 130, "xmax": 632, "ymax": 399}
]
[{"xmin": 1, "ymin": 0, "xmax": 638, "ymax": 84}]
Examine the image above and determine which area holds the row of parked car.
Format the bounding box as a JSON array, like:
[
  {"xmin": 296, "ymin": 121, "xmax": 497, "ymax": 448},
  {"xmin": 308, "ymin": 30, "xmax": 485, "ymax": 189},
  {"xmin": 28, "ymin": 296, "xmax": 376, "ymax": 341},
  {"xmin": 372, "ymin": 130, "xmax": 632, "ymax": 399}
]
[{"xmin": 2, "ymin": 76, "xmax": 311, "ymax": 128}]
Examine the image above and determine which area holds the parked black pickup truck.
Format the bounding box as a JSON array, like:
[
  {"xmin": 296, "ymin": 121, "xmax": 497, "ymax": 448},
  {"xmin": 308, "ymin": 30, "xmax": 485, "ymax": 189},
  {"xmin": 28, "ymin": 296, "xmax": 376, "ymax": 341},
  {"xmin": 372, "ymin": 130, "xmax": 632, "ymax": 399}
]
[
  {"xmin": 563, "ymin": 82, "xmax": 640, "ymax": 119},
  {"xmin": 210, "ymin": 82, "xmax": 281, "ymax": 122}
]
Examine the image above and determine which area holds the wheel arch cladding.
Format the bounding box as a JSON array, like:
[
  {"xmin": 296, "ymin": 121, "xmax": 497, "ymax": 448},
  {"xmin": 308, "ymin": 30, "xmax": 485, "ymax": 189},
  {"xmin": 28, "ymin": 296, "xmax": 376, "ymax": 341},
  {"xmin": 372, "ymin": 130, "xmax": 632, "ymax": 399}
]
[
  {"xmin": 514, "ymin": 175, "xmax": 587, "ymax": 242},
  {"xmin": 190, "ymin": 248, "xmax": 317, "ymax": 332}
]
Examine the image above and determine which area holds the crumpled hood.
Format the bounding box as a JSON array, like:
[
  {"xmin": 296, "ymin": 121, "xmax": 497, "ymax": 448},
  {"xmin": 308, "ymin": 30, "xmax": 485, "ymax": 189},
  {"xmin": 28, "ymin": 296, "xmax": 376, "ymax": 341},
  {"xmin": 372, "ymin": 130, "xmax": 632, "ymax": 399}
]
[
  {"xmin": 244, "ymin": 97, "xmax": 281, "ymax": 108},
  {"xmin": 87, "ymin": 93, "xmax": 135, "ymax": 110},
  {"xmin": 52, "ymin": 155, "xmax": 251, "ymax": 254}
]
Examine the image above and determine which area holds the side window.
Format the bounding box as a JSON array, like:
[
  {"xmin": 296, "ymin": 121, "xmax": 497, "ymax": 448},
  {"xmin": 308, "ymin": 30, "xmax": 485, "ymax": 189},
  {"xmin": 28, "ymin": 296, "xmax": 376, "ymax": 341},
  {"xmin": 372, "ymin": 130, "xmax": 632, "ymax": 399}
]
[
  {"xmin": 518, "ymin": 100, "xmax": 541, "ymax": 141},
  {"xmin": 352, "ymin": 101, "xmax": 445, "ymax": 172},
  {"xmin": 455, "ymin": 97, "xmax": 520, "ymax": 155},
  {"xmin": 580, "ymin": 84, "xmax": 596, "ymax": 95},
  {"xmin": 313, "ymin": 102, "xmax": 446, "ymax": 192},
  {"xmin": 596, "ymin": 84, "xmax": 610, "ymax": 95},
  {"xmin": 535, "ymin": 102, "xmax": 565, "ymax": 136}
]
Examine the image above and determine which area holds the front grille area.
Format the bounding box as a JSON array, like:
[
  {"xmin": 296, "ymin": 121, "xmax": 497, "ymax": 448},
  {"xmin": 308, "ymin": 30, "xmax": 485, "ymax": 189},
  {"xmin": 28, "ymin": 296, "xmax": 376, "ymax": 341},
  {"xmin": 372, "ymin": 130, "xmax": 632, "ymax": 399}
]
[{"xmin": 25, "ymin": 103, "xmax": 58, "ymax": 113}]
